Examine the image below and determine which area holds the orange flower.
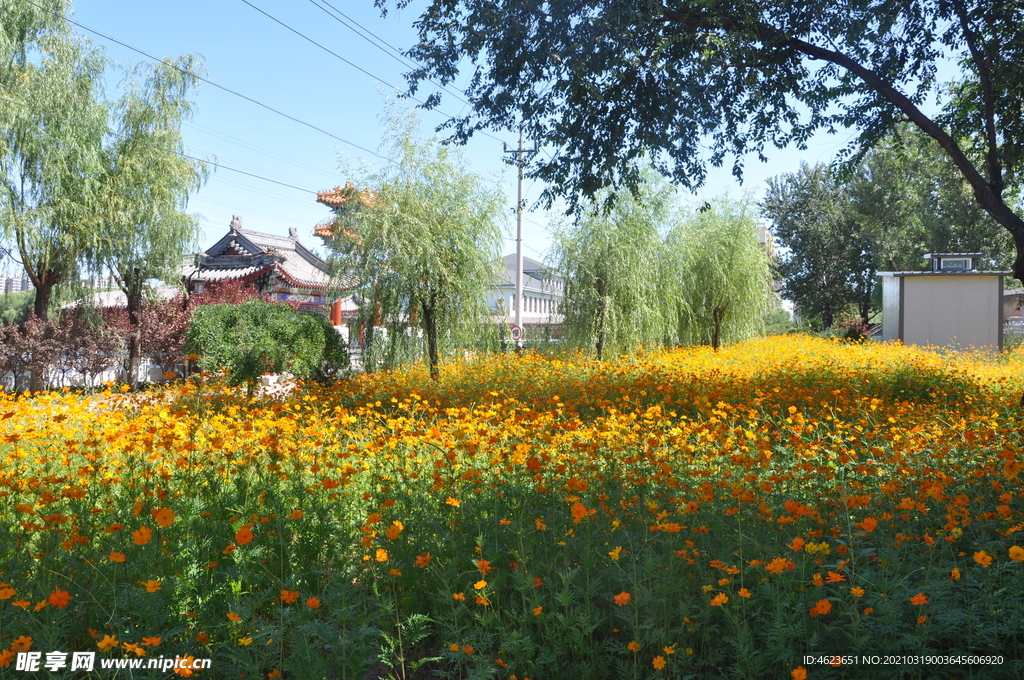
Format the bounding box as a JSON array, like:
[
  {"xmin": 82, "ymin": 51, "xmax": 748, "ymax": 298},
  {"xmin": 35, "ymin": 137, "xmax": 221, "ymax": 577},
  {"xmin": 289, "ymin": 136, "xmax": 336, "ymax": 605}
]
[
  {"xmin": 461, "ymin": 645, "xmax": 474, "ymax": 655},
  {"xmin": 306, "ymin": 597, "xmax": 321, "ymax": 609},
  {"xmin": 765, "ymin": 558, "xmax": 794, "ymax": 574},
  {"xmin": 789, "ymin": 537, "xmax": 805, "ymax": 551},
  {"xmin": 1009, "ymin": 546, "xmax": 1024, "ymax": 562},
  {"xmin": 812, "ymin": 573, "xmax": 824, "ymax": 587},
  {"xmin": 863, "ymin": 607, "xmax": 874, "ymax": 615},
  {"xmin": 280, "ymin": 590, "xmax": 299, "ymax": 603},
  {"xmin": 195, "ymin": 632, "xmax": 210, "ymax": 645},
  {"xmin": 614, "ymin": 591, "xmax": 632, "ymax": 606},
  {"xmin": 910, "ymin": 592, "xmax": 928, "ymax": 605},
  {"xmin": 950, "ymin": 567, "xmax": 962, "ymax": 580},
  {"xmin": 142, "ymin": 580, "xmax": 161, "ymax": 593},
  {"xmin": 792, "ymin": 667, "xmax": 808, "ymax": 680},
  {"xmin": 609, "ymin": 546, "xmax": 623, "ymax": 560},
  {"xmin": 0, "ymin": 649, "xmax": 13, "ymax": 668},
  {"xmin": 570, "ymin": 502, "xmax": 588, "ymax": 524},
  {"xmin": 10, "ymin": 636, "xmax": 32, "ymax": 652},
  {"xmin": 452, "ymin": 592, "xmax": 466, "ymax": 600},
  {"xmin": 653, "ymin": 655, "xmax": 666, "ymax": 670},
  {"xmin": 475, "ymin": 559, "xmax": 493, "ymax": 575},
  {"xmin": 109, "ymin": 552, "xmax": 126, "ymax": 563},
  {"xmin": 97, "ymin": 634, "xmax": 119, "ymax": 652},
  {"xmin": 235, "ymin": 525, "xmax": 254, "ymax": 545},
  {"xmin": 850, "ymin": 587, "xmax": 865, "ymax": 597},
  {"xmin": 0, "ymin": 587, "xmax": 14, "ymax": 600},
  {"xmin": 152, "ymin": 508, "xmax": 176, "ymax": 528},
  {"xmin": 474, "ymin": 595, "xmax": 490, "ymax": 605},
  {"xmin": 389, "ymin": 568, "xmax": 402, "ymax": 575},
  {"xmin": 534, "ymin": 518, "xmax": 547, "ymax": 531},
  {"xmin": 123, "ymin": 642, "xmax": 145, "ymax": 657},
  {"xmin": 808, "ymin": 599, "xmax": 832, "ymax": 617},
  {"xmin": 473, "ymin": 580, "xmax": 487, "ymax": 590},
  {"xmin": 385, "ymin": 521, "xmax": 404, "ymax": 540},
  {"xmin": 375, "ymin": 548, "xmax": 389, "ymax": 562},
  {"xmin": 141, "ymin": 637, "xmax": 162, "ymax": 646},
  {"xmin": 855, "ymin": 517, "xmax": 878, "ymax": 533},
  {"xmin": 973, "ymin": 551, "xmax": 993, "ymax": 567},
  {"xmin": 533, "ymin": 577, "xmax": 543, "ymax": 588},
  {"xmin": 737, "ymin": 588, "xmax": 751, "ymax": 598},
  {"xmin": 227, "ymin": 612, "xmax": 242, "ymax": 622},
  {"xmin": 48, "ymin": 589, "xmax": 71, "ymax": 609},
  {"xmin": 627, "ymin": 640, "xmax": 641, "ymax": 653},
  {"xmin": 917, "ymin": 615, "xmax": 927, "ymax": 624},
  {"xmin": 709, "ymin": 592, "xmax": 728, "ymax": 606},
  {"xmin": 445, "ymin": 497, "xmax": 460, "ymax": 507},
  {"xmin": 132, "ymin": 526, "xmax": 152, "ymax": 545},
  {"xmin": 415, "ymin": 553, "xmax": 433, "ymax": 568},
  {"xmin": 533, "ymin": 606, "xmax": 543, "ymax": 616},
  {"xmin": 289, "ymin": 509, "xmax": 304, "ymax": 520},
  {"xmin": 825, "ymin": 571, "xmax": 846, "ymax": 583}
]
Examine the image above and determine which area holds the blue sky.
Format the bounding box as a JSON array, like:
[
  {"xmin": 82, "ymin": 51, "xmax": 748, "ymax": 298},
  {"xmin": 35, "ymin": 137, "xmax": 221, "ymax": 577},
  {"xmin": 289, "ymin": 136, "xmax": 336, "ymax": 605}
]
[{"xmin": 71, "ymin": 0, "xmax": 902, "ymax": 263}]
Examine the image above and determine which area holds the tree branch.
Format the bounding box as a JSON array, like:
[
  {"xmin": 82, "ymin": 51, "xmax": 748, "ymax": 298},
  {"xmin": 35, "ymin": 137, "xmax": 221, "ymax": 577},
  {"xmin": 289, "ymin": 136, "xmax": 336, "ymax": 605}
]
[{"xmin": 949, "ymin": 0, "xmax": 1003, "ymax": 197}]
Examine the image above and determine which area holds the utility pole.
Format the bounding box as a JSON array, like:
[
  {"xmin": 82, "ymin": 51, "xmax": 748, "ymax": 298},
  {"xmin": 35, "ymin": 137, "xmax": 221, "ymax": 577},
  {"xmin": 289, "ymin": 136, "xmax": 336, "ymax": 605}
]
[{"xmin": 503, "ymin": 130, "xmax": 536, "ymax": 350}]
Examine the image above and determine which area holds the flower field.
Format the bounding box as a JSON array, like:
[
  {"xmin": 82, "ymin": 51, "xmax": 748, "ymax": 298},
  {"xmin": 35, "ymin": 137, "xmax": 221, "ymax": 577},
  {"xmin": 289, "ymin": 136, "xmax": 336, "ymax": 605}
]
[{"xmin": 2, "ymin": 335, "xmax": 1024, "ymax": 679}]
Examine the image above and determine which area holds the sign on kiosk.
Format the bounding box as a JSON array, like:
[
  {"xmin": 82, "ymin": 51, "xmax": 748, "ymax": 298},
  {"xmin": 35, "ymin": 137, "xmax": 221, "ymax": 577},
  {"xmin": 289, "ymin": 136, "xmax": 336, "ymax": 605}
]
[{"xmin": 510, "ymin": 325, "xmax": 524, "ymax": 341}]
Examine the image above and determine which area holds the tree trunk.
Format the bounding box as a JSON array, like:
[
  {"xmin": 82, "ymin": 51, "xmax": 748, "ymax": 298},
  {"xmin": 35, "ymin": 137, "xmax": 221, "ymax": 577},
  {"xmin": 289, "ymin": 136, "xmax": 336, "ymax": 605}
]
[
  {"xmin": 422, "ymin": 297, "xmax": 440, "ymax": 380},
  {"xmin": 595, "ymin": 277, "xmax": 606, "ymax": 360},
  {"xmin": 125, "ymin": 269, "xmax": 143, "ymax": 390},
  {"xmin": 711, "ymin": 306, "xmax": 725, "ymax": 350},
  {"xmin": 27, "ymin": 283, "xmax": 55, "ymax": 393}
]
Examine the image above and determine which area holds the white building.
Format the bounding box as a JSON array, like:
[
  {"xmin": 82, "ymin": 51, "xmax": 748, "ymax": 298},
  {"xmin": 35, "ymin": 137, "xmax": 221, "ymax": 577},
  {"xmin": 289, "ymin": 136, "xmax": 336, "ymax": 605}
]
[
  {"xmin": 879, "ymin": 253, "xmax": 1010, "ymax": 350},
  {"xmin": 485, "ymin": 254, "xmax": 564, "ymax": 330}
]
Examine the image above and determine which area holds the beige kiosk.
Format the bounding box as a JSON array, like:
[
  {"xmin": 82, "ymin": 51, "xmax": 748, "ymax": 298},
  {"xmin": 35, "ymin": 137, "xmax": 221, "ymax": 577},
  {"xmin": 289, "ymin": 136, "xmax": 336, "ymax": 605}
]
[{"xmin": 878, "ymin": 253, "xmax": 1010, "ymax": 350}]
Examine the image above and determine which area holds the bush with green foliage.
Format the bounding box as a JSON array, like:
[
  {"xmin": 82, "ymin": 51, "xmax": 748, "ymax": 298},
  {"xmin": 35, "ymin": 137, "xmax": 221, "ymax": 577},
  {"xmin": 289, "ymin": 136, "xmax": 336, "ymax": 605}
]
[{"xmin": 184, "ymin": 300, "xmax": 348, "ymax": 393}]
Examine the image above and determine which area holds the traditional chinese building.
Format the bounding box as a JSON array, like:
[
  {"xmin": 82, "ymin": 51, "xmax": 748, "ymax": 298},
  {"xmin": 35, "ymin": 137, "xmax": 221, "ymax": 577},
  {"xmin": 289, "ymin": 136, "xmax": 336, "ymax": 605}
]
[
  {"xmin": 182, "ymin": 215, "xmax": 353, "ymax": 317},
  {"xmin": 313, "ymin": 182, "xmax": 378, "ymax": 241}
]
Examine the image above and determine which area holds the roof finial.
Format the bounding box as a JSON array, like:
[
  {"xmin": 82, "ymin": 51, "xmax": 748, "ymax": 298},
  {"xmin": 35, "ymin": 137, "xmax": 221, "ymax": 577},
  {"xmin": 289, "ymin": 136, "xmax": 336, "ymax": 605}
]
[{"xmin": 230, "ymin": 214, "xmax": 243, "ymax": 232}]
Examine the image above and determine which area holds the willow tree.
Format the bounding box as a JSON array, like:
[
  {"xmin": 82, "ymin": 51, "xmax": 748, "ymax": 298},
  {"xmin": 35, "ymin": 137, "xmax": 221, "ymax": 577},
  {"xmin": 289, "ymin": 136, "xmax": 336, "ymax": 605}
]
[
  {"xmin": 91, "ymin": 57, "xmax": 207, "ymax": 389},
  {"xmin": 668, "ymin": 197, "xmax": 775, "ymax": 349},
  {"xmin": 0, "ymin": 15, "xmax": 107, "ymax": 322},
  {"xmin": 329, "ymin": 108, "xmax": 504, "ymax": 379},
  {"xmin": 551, "ymin": 176, "xmax": 674, "ymax": 359}
]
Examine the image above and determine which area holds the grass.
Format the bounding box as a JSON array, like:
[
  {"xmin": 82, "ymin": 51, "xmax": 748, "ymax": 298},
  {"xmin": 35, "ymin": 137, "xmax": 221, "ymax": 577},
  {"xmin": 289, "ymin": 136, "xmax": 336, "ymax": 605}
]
[{"xmin": 1, "ymin": 335, "xmax": 1023, "ymax": 679}]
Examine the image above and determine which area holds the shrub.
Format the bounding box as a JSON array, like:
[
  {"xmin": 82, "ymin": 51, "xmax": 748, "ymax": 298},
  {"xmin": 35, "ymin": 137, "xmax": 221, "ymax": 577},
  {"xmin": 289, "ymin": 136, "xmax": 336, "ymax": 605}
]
[{"xmin": 185, "ymin": 299, "xmax": 348, "ymax": 393}]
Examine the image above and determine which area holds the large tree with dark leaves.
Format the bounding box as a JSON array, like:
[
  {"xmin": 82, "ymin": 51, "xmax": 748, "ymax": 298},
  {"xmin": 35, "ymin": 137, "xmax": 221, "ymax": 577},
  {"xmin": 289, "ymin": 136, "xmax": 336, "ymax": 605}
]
[{"xmin": 381, "ymin": 0, "xmax": 1024, "ymax": 278}]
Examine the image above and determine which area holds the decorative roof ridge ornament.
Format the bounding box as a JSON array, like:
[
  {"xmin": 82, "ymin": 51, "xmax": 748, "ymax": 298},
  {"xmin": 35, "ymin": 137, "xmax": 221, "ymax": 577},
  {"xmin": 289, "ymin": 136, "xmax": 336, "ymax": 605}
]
[{"xmin": 229, "ymin": 214, "xmax": 243, "ymax": 232}]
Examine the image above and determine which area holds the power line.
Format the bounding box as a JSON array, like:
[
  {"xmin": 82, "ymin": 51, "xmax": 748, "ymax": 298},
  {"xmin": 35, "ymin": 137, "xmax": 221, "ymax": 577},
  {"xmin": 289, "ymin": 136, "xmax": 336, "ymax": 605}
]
[
  {"xmin": 306, "ymin": 0, "xmax": 473, "ymax": 108},
  {"xmin": 241, "ymin": 0, "xmax": 514, "ymax": 147},
  {"xmin": 21, "ymin": 0, "xmax": 385, "ymax": 160},
  {"xmin": 0, "ymin": 94, "xmax": 319, "ymax": 195}
]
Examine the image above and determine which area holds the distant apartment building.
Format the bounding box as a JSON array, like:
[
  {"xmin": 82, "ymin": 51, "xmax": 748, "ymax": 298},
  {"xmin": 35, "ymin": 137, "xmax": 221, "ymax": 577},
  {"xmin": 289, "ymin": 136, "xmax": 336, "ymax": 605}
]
[{"xmin": 2, "ymin": 275, "xmax": 33, "ymax": 294}]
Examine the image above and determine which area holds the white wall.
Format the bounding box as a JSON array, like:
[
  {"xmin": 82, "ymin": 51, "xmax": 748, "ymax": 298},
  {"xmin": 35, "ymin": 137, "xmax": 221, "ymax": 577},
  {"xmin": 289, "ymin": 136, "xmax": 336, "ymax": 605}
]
[{"xmin": 902, "ymin": 275, "xmax": 1002, "ymax": 349}]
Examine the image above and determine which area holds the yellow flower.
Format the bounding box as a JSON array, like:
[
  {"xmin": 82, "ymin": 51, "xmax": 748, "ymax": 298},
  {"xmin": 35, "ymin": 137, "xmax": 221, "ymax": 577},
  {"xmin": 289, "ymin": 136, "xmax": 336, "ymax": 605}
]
[
  {"xmin": 97, "ymin": 635, "xmax": 119, "ymax": 652},
  {"xmin": 445, "ymin": 497, "xmax": 460, "ymax": 507},
  {"xmin": 375, "ymin": 548, "xmax": 389, "ymax": 562},
  {"xmin": 473, "ymin": 580, "xmax": 487, "ymax": 590},
  {"xmin": 238, "ymin": 637, "xmax": 253, "ymax": 646},
  {"xmin": 608, "ymin": 546, "xmax": 623, "ymax": 560},
  {"xmin": 1009, "ymin": 546, "xmax": 1024, "ymax": 562}
]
